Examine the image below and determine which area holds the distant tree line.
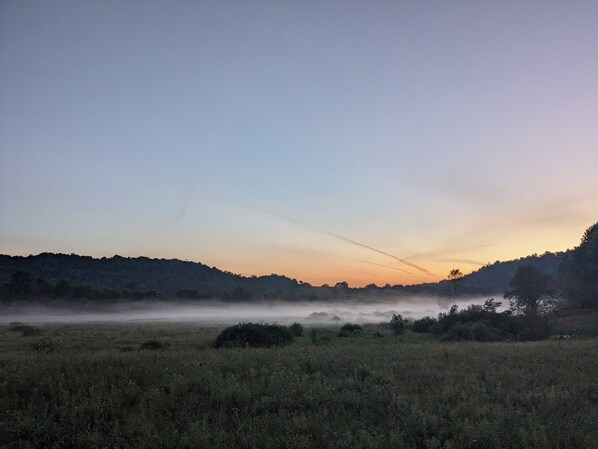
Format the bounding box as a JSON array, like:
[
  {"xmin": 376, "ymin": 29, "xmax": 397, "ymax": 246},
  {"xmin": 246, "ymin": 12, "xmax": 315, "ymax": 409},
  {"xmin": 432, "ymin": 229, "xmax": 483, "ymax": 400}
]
[
  {"xmin": 0, "ymin": 271, "xmax": 159, "ymax": 301},
  {"xmin": 0, "ymin": 222, "xmax": 596, "ymax": 308}
]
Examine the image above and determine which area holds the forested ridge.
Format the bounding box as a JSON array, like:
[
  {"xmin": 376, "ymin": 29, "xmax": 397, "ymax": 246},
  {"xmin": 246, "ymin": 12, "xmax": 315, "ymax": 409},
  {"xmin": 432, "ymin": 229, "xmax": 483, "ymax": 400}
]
[{"xmin": 0, "ymin": 250, "xmax": 571, "ymax": 302}]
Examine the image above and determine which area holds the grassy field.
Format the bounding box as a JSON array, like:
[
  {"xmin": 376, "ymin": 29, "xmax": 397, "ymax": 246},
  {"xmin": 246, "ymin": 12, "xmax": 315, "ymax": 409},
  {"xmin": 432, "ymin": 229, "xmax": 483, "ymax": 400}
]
[{"xmin": 0, "ymin": 322, "xmax": 597, "ymax": 449}]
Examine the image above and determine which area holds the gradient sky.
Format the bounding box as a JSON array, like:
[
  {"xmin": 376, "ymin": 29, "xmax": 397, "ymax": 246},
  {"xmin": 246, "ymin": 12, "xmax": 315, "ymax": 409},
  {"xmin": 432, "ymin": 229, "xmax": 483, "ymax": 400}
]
[{"xmin": 1, "ymin": 1, "xmax": 597, "ymax": 286}]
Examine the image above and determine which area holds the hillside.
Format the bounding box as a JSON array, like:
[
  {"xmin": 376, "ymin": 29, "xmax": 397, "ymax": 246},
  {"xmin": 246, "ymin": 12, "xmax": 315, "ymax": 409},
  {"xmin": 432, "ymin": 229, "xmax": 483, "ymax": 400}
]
[
  {"xmin": 401, "ymin": 251, "xmax": 568, "ymax": 296},
  {"xmin": 0, "ymin": 250, "xmax": 570, "ymax": 302},
  {"xmin": 0, "ymin": 253, "xmax": 310, "ymax": 301}
]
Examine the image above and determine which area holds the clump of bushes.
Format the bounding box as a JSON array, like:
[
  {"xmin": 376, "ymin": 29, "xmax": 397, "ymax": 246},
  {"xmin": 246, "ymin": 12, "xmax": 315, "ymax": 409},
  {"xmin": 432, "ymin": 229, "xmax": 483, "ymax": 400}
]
[
  {"xmin": 213, "ymin": 323, "xmax": 294, "ymax": 348},
  {"xmin": 141, "ymin": 340, "xmax": 163, "ymax": 350},
  {"xmin": 411, "ymin": 299, "xmax": 552, "ymax": 342},
  {"xmin": 289, "ymin": 322, "xmax": 304, "ymax": 337},
  {"xmin": 338, "ymin": 322, "xmax": 362, "ymax": 337}
]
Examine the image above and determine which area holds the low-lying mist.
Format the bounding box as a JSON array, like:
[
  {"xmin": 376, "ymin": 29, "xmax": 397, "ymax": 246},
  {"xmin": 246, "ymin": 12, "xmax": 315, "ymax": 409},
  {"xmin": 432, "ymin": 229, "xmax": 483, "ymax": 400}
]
[{"xmin": 0, "ymin": 295, "xmax": 499, "ymax": 325}]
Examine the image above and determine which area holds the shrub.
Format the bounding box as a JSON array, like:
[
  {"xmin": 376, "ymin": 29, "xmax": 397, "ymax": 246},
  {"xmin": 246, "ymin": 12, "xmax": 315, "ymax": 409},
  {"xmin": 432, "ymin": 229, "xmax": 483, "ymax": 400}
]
[
  {"xmin": 213, "ymin": 323, "xmax": 294, "ymax": 348},
  {"xmin": 289, "ymin": 322, "xmax": 304, "ymax": 337},
  {"xmin": 340, "ymin": 323, "xmax": 362, "ymax": 333},
  {"xmin": 338, "ymin": 323, "xmax": 362, "ymax": 337},
  {"xmin": 141, "ymin": 340, "xmax": 163, "ymax": 350}
]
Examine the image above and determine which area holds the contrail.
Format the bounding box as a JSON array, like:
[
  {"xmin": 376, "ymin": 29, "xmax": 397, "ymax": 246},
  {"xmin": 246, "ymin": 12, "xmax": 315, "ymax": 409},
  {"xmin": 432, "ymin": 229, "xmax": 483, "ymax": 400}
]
[
  {"xmin": 171, "ymin": 188, "xmax": 194, "ymax": 225},
  {"xmin": 276, "ymin": 243, "xmax": 413, "ymax": 275},
  {"xmin": 222, "ymin": 198, "xmax": 431, "ymax": 274},
  {"xmin": 347, "ymin": 257, "xmax": 413, "ymax": 275},
  {"xmin": 277, "ymin": 247, "xmax": 378, "ymax": 278}
]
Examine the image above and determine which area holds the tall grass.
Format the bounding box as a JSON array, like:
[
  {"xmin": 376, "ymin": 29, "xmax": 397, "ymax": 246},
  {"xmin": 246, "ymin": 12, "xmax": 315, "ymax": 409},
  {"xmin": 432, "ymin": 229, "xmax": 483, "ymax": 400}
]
[{"xmin": 0, "ymin": 324, "xmax": 596, "ymax": 448}]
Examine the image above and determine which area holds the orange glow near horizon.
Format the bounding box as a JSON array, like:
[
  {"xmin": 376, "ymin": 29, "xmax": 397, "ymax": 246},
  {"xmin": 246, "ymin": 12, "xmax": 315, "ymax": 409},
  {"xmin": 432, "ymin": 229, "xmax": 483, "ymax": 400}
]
[{"xmin": 0, "ymin": 219, "xmax": 591, "ymax": 288}]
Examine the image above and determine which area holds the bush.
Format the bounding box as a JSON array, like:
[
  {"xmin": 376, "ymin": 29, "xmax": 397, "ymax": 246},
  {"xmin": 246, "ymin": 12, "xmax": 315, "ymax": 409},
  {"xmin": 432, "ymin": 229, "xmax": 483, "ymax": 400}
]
[
  {"xmin": 429, "ymin": 303, "xmax": 544, "ymax": 341},
  {"xmin": 340, "ymin": 323, "xmax": 362, "ymax": 333},
  {"xmin": 412, "ymin": 316, "xmax": 437, "ymax": 333},
  {"xmin": 213, "ymin": 323, "xmax": 294, "ymax": 348},
  {"xmin": 338, "ymin": 323, "xmax": 362, "ymax": 337},
  {"xmin": 289, "ymin": 322, "xmax": 304, "ymax": 337},
  {"xmin": 141, "ymin": 340, "xmax": 163, "ymax": 350}
]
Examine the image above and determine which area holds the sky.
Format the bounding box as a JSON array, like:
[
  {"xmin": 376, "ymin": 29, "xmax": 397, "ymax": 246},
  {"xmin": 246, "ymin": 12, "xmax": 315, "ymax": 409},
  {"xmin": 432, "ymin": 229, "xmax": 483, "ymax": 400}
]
[{"xmin": 1, "ymin": 1, "xmax": 597, "ymax": 287}]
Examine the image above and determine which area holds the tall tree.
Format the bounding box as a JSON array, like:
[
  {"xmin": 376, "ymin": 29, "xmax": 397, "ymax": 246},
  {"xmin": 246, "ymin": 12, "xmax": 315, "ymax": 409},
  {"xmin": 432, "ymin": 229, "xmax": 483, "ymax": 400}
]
[
  {"xmin": 447, "ymin": 268, "xmax": 464, "ymax": 296},
  {"xmin": 559, "ymin": 222, "xmax": 598, "ymax": 309},
  {"xmin": 504, "ymin": 265, "xmax": 556, "ymax": 317}
]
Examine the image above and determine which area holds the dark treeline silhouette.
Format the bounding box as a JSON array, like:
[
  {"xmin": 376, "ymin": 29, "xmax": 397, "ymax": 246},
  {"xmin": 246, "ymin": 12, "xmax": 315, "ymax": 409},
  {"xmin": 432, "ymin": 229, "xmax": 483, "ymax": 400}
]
[
  {"xmin": 0, "ymin": 251, "xmax": 576, "ymax": 303},
  {"xmin": 559, "ymin": 222, "xmax": 598, "ymax": 309},
  {"xmin": 0, "ymin": 253, "xmax": 315, "ymax": 302},
  {"xmin": 0, "ymin": 270, "xmax": 159, "ymax": 302},
  {"xmin": 403, "ymin": 251, "xmax": 566, "ymax": 296},
  {"xmin": 0, "ymin": 222, "xmax": 596, "ymax": 307}
]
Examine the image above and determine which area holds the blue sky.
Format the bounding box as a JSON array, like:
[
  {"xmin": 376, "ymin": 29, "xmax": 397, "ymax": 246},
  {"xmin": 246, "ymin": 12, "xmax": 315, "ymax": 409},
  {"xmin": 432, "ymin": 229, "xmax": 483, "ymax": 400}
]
[{"xmin": 1, "ymin": 1, "xmax": 597, "ymax": 286}]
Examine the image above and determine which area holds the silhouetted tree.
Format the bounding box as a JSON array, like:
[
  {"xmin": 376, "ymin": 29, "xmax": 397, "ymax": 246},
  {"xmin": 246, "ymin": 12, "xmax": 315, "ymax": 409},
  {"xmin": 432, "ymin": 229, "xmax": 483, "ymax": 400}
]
[
  {"xmin": 390, "ymin": 314, "xmax": 406, "ymax": 335},
  {"xmin": 504, "ymin": 265, "xmax": 556, "ymax": 317},
  {"xmin": 559, "ymin": 222, "xmax": 598, "ymax": 309},
  {"xmin": 482, "ymin": 298, "xmax": 502, "ymax": 313},
  {"xmin": 447, "ymin": 268, "xmax": 464, "ymax": 296}
]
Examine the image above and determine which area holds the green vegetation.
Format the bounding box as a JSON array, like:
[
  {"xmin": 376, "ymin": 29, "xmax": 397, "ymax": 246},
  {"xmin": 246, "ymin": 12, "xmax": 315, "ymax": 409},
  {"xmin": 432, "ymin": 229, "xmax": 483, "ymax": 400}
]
[
  {"xmin": 0, "ymin": 322, "xmax": 596, "ymax": 449},
  {"xmin": 213, "ymin": 322, "xmax": 295, "ymax": 348},
  {"xmin": 140, "ymin": 339, "xmax": 164, "ymax": 350},
  {"xmin": 289, "ymin": 322, "xmax": 304, "ymax": 337},
  {"xmin": 338, "ymin": 322, "xmax": 362, "ymax": 337},
  {"xmin": 0, "ymin": 223, "xmax": 596, "ymax": 447},
  {"xmin": 560, "ymin": 222, "xmax": 598, "ymax": 309},
  {"xmin": 389, "ymin": 313, "xmax": 407, "ymax": 335},
  {"xmin": 0, "ymin": 249, "xmax": 569, "ymax": 302},
  {"xmin": 2, "ymin": 221, "xmax": 595, "ymax": 302},
  {"xmin": 504, "ymin": 264, "xmax": 556, "ymax": 317}
]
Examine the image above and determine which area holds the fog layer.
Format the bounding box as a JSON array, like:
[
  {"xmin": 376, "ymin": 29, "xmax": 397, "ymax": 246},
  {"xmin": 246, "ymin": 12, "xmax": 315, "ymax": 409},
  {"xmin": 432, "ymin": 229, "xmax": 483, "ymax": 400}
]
[{"xmin": 0, "ymin": 296, "xmax": 497, "ymax": 325}]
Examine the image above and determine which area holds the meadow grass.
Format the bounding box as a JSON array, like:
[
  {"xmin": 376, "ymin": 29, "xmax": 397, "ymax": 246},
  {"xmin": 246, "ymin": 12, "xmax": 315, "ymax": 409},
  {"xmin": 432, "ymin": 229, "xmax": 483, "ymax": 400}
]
[{"xmin": 0, "ymin": 323, "xmax": 596, "ymax": 449}]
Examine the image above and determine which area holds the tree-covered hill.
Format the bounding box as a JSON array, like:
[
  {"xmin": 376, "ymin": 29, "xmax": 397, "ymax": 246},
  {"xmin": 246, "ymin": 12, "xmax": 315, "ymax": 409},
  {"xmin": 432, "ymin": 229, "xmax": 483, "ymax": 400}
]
[
  {"xmin": 0, "ymin": 250, "xmax": 572, "ymax": 302},
  {"xmin": 0, "ymin": 253, "xmax": 311, "ymax": 301},
  {"xmin": 402, "ymin": 251, "xmax": 568, "ymax": 296}
]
